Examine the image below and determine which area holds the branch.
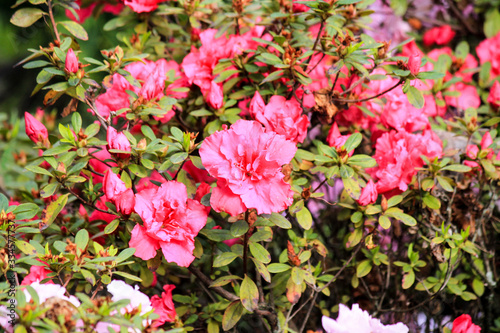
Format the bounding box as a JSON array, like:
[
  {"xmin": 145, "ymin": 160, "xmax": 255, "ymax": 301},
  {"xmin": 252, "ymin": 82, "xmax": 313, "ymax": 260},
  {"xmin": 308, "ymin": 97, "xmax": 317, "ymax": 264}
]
[{"xmin": 47, "ymin": 0, "xmax": 60, "ymax": 43}]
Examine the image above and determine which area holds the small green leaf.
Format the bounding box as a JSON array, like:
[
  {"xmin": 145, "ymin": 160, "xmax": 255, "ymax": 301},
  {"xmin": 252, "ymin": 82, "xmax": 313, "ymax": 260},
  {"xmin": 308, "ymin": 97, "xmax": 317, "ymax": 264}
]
[
  {"xmin": 249, "ymin": 243, "xmax": 271, "ymax": 264},
  {"xmin": 406, "ymin": 86, "xmax": 424, "ymax": 109},
  {"xmin": 41, "ymin": 194, "xmax": 69, "ymax": 229},
  {"xmin": 343, "ymin": 133, "xmax": 362, "ymax": 152},
  {"xmin": 296, "ymin": 207, "xmax": 312, "ymax": 230},
  {"xmin": 269, "ymin": 213, "xmax": 292, "ymax": 229},
  {"xmin": 356, "ymin": 259, "xmax": 372, "ymax": 278},
  {"xmin": 213, "ymin": 252, "xmax": 239, "ymax": 267},
  {"xmin": 58, "ymin": 20, "xmax": 88, "ymax": 40},
  {"xmin": 222, "ymin": 301, "xmax": 245, "ymax": 331},
  {"xmin": 75, "ymin": 229, "xmax": 89, "ymax": 251},
  {"xmin": 104, "ymin": 219, "xmax": 119, "ymax": 234},
  {"xmin": 378, "ymin": 215, "xmax": 391, "ymax": 229},
  {"xmin": 240, "ymin": 275, "xmax": 259, "ymax": 312},
  {"xmin": 11, "ymin": 8, "xmax": 45, "ymax": 27},
  {"xmin": 472, "ymin": 278, "xmax": 485, "ymax": 297},
  {"xmin": 268, "ymin": 263, "xmax": 291, "ymax": 273},
  {"xmin": 402, "ymin": 269, "xmax": 415, "ymax": 289}
]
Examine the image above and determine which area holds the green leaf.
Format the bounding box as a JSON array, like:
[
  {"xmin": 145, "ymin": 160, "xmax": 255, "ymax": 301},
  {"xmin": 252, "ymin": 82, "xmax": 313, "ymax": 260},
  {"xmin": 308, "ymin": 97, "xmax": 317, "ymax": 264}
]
[
  {"xmin": 58, "ymin": 20, "xmax": 88, "ymax": 40},
  {"xmin": 269, "ymin": 213, "xmax": 292, "ymax": 229},
  {"xmin": 296, "ymin": 207, "xmax": 312, "ymax": 230},
  {"xmin": 343, "ymin": 132, "xmax": 362, "ymax": 152},
  {"xmin": 210, "ymin": 275, "xmax": 242, "ymax": 288},
  {"xmin": 387, "ymin": 195, "xmax": 402, "ymax": 208},
  {"xmin": 199, "ymin": 229, "xmax": 234, "ymax": 242},
  {"xmin": 251, "ymin": 258, "xmax": 271, "ymax": 283},
  {"xmin": 25, "ymin": 165, "xmax": 52, "ymax": 177},
  {"xmin": 356, "ymin": 259, "xmax": 372, "ymax": 278},
  {"xmin": 41, "ymin": 194, "xmax": 69, "ymax": 229},
  {"xmin": 75, "ymin": 229, "xmax": 89, "ymax": 251},
  {"xmin": 378, "ymin": 215, "xmax": 391, "ymax": 229},
  {"xmin": 256, "ymin": 53, "xmax": 282, "ymax": 65},
  {"xmin": 441, "ymin": 164, "xmax": 471, "ymax": 173},
  {"xmin": 0, "ymin": 194, "xmax": 8, "ymax": 211},
  {"xmin": 417, "ymin": 71, "xmax": 445, "ymax": 80},
  {"xmin": 423, "ymin": 194, "xmax": 441, "ymax": 210},
  {"xmin": 436, "ymin": 176, "xmax": 454, "ymax": 192},
  {"xmin": 10, "ymin": 8, "xmax": 45, "ymax": 27},
  {"xmin": 402, "ymin": 269, "xmax": 415, "ymax": 289},
  {"xmin": 385, "ymin": 208, "xmax": 417, "ymax": 226},
  {"xmin": 81, "ymin": 269, "xmax": 96, "ymax": 285},
  {"xmin": 40, "ymin": 183, "xmax": 58, "ymax": 198},
  {"xmin": 406, "ymin": 86, "xmax": 424, "ymax": 109},
  {"xmin": 222, "ymin": 301, "xmax": 245, "ymax": 331},
  {"xmin": 71, "ymin": 112, "xmax": 82, "ymax": 134},
  {"xmin": 113, "ymin": 271, "xmax": 142, "ymax": 282},
  {"xmin": 116, "ymin": 248, "xmax": 135, "ymax": 262},
  {"xmin": 16, "ymin": 240, "xmax": 37, "ymax": 255},
  {"xmin": 484, "ymin": 8, "xmax": 500, "ymax": 38},
  {"xmin": 342, "ymin": 177, "xmax": 361, "ymax": 200},
  {"xmin": 141, "ymin": 125, "xmax": 156, "ymax": 141},
  {"xmin": 230, "ymin": 220, "xmax": 249, "ymax": 237},
  {"xmin": 347, "ymin": 154, "xmax": 376, "ymax": 168},
  {"xmin": 104, "ymin": 219, "xmax": 119, "ymax": 234},
  {"xmin": 240, "ymin": 275, "xmax": 259, "ymax": 312},
  {"xmin": 213, "ymin": 252, "xmax": 239, "ymax": 267},
  {"xmin": 261, "ymin": 70, "xmax": 284, "ymax": 84},
  {"xmin": 268, "ymin": 263, "xmax": 291, "ymax": 273},
  {"xmin": 472, "ymin": 278, "xmax": 485, "ymax": 297},
  {"xmin": 170, "ymin": 152, "xmax": 188, "ymax": 164},
  {"xmin": 249, "ymin": 243, "xmax": 271, "ymax": 264}
]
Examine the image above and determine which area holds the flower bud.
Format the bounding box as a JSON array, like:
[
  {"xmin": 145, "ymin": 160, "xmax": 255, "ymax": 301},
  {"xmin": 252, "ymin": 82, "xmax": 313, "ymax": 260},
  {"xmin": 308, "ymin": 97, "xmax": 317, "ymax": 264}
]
[
  {"xmin": 103, "ymin": 170, "xmax": 128, "ymax": 202},
  {"xmin": 115, "ymin": 188, "xmax": 135, "ymax": 216},
  {"xmin": 381, "ymin": 195, "xmax": 388, "ymax": 212},
  {"xmin": 25, "ymin": 112, "xmax": 48, "ymax": 144},
  {"xmin": 107, "ymin": 127, "xmax": 131, "ymax": 159},
  {"xmin": 205, "ymin": 81, "xmax": 223, "ymax": 110},
  {"xmin": 407, "ymin": 53, "xmax": 422, "ymax": 76},
  {"xmin": 65, "ymin": 48, "xmax": 79, "ymax": 74}
]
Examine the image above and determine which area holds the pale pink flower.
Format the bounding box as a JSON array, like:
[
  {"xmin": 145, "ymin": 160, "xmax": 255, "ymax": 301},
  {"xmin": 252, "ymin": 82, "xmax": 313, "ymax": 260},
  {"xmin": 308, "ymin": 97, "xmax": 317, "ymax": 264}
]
[
  {"xmin": 24, "ymin": 281, "xmax": 80, "ymax": 307},
  {"xmin": 199, "ymin": 120, "xmax": 297, "ymax": 216},
  {"xmin": 322, "ymin": 304, "xmax": 409, "ymax": 333},
  {"xmin": 130, "ymin": 181, "xmax": 208, "ymax": 266},
  {"xmin": 249, "ymin": 92, "xmax": 309, "ymax": 143}
]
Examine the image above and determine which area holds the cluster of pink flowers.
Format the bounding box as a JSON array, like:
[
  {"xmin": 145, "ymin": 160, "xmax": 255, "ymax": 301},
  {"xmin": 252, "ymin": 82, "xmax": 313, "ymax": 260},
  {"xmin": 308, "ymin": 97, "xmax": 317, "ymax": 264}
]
[{"xmin": 94, "ymin": 59, "xmax": 188, "ymax": 121}]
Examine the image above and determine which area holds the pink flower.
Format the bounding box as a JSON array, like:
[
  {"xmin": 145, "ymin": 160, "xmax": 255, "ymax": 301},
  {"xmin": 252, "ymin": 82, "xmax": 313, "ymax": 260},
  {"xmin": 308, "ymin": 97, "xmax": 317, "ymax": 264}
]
[
  {"xmin": 369, "ymin": 130, "xmax": 443, "ymax": 193},
  {"xmin": 407, "ymin": 53, "xmax": 422, "ymax": 75},
  {"xmin": 21, "ymin": 262, "xmax": 53, "ymax": 285},
  {"xmin": 205, "ymin": 81, "xmax": 224, "ymax": 109},
  {"xmin": 66, "ymin": 0, "xmax": 123, "ymax": 23},
  {"xmin": 292, "ymin": 0, "xmax": 311, "ymax": 12},
  {"xmin": 327, "ymin": 123, "xmax": 355, "ymax": 156},
  {"xmin": 452, "ymin": 314, "xmax": 481, "ymax": 333},
  {"xmin": 24, "ymin": 112, "xmax": 48, "ymax": 144},
  {"xmin": 106, "ymin": 127, "xmax": 131, "ymax": 159},
  {"xmin": 65, "ymin": 48, "xmax": 78, "ymax": 73},
  {"xmin": 130, "ymin": 181, "xmax": 208, "ymax": 266},
  {"xmin": 445, "ymin": 83, "xmax": 480, "ymax": 110},
  {"xmin": 322, "ymin": 304, "xmax": 409, "ymax": 333},
  {"xmin": 476, "ymin": 31, "xmax": 500, "ymax": 77},
  {"xmin": 249, "ymin": 92, "xmax": 309, "ymax": 143},
  {"xmin": 423, "ymin": 25, "xmax": 456, "ymax": 46},
  {"xmin": 466, "ymin": 144, "xmax": 479, "ymax": 160},
  {"xmin": 358, "ymin": 180, "xmax": 378, "ymax": 206},
  {"xmin": 124, "ymin": 0, "xmax": 166, "ymax": 13},
  {"xmin": 151, "ymin": 285, "xmax": 177, "ymax": 327},
  {"xmin": 488, "ymin": 81, "xmax": 500, "ymax": 107},
  {"xmin": 103, "ymin": 170, "xmax": 135, "ymax": 215},
  {"xmin": 199, "ymin": 120, "xmax": 297, "ymax": 216}
]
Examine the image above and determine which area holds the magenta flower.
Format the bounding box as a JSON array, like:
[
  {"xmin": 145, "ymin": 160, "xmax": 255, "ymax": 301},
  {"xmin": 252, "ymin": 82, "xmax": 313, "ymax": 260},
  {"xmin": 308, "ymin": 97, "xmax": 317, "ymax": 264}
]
[
  {"xmin": 452, "ymin": 314, "xmax": 481, "ymax": 333},
  {"xmin": 249, "ymin": 92, "xmax": 309, "ymax": 143},
  {"xmin": 151, "ymin": 285, "xmax": 177, "ymax": 327},
  {"xmin": 199, "ymin": 120, "xmax": 297, "ymax": 216},
  {"xmin": 124, "ymin": 0, "xmax": 166, "ymax": 13},
  {"xmin": 476, "ymin": 31, "xmax": 500, "ymax": 77},
  {"xmin": 423, "ymin": 25, "xmax": 456, "ymax": 46},
  {"xmin": 129, "ymin": 181, "xmax": 208, "ymax": 267}
]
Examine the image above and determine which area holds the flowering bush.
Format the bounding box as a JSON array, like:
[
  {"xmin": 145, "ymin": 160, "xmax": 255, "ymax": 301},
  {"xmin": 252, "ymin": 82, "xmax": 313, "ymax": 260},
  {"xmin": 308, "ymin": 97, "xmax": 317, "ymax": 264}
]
[{"xmin": 1, "ymin": 0, "xmax": 500, "ymax": 332}]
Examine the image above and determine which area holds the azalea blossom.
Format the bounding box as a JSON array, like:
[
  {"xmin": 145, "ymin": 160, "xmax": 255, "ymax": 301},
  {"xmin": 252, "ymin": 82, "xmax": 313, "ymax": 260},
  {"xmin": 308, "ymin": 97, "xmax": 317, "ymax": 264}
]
[
  {"xmin": 151, "ymin": 284, "xmax": 177, "ymax": 327},
  {"xmin": 452, "ymin": 314, "xmax": 481, "ymax": 333},
  {"xmin": 249, "ymin": 92, "xmax": 309, "ymax": 143},
  {"xmin": 423, "ymin": 25, "xmax": 456, "ymax": 46},
  {"xmin": 107, "ymin": 127, "xmax": 131, "ymax": 159},
  {"xmin": 322, "ymin": 303, "xmax": 409, "ymax": 333},
  {"xmin": 199, "ymin": 119, "xmax": 297, "ymax": 216},
  {"xmin": 65, "ymin": 48, "xmax": 78, "ymax": 74},
  {"xmin": 25, "ymin": 112, "xmax": 48, "ymax": 144},
  {"xmin": 130, "ymin": 181, "xmax": 208, "ymax": 266}
]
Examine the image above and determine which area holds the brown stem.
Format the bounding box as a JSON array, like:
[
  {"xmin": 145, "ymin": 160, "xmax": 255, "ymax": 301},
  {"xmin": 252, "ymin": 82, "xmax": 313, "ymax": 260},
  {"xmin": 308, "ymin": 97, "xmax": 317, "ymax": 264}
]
[
  {"xmin": 330, "ymin": 79, "xmax": 403, "ymax": 103},
  {"xmin": 47, "ymin": 0, "xmax": 60, "ymax": 43}
]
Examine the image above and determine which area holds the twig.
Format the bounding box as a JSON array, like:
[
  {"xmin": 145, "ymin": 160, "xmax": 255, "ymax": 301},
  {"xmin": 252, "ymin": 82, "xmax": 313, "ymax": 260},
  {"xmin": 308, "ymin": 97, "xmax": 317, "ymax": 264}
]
[{"xmin": 47, "ymin": 0, "xmax": 60, "ymax": 43}]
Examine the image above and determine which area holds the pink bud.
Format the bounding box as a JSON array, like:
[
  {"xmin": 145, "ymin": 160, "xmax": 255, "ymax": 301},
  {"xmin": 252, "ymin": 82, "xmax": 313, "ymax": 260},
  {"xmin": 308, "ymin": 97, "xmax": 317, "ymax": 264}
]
[
  {"xmin": 107, "ymin": 127, "xmax": 131, "ymax": 159},
  {"xmin": 115, "ymin": 188, "xmax": 135, "ymax": 215},
  {"xmin": 408, "ymin": 53, "xmax": 422, "ymax": 76},
  {"xmin": 358, "ymin": 180, "xmax": 378, "ymax": 206},
  {"xmin": 481, "ymin": 132, "xmax": 493, "ymax": 150},
  {"xmin": 249, "ymin": 91, "xmax": 266, "ymax": 118},
  {"xmin": 206, "ymin": 81, "xmax": 223, "ymax": 110},
  {"xmin": 466, "ymin": 144, "xmax": 479, "ymax": 160},
  {"xmin": 103, "ymin": 170, "xmax": 128, "ymax": 202},
  {"xmin": 25, "ymin": 112, "xmax": 48, "ymax": 144},
  {"xmin": 65, "ymin": 48, "xmax": 79, "ymax": 74}
]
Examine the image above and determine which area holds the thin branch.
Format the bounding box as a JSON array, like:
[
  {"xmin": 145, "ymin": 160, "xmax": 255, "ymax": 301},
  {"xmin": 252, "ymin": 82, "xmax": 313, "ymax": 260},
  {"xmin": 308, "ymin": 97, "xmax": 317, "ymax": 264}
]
[{"xmin": 47, "ymin": 0, "xmax": 60, "ymax": 43}]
